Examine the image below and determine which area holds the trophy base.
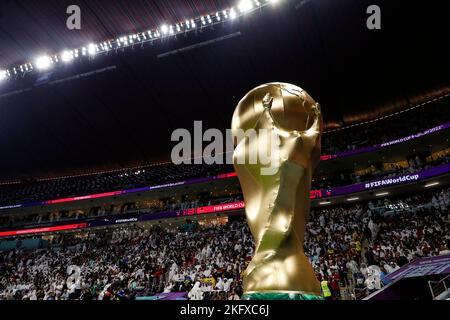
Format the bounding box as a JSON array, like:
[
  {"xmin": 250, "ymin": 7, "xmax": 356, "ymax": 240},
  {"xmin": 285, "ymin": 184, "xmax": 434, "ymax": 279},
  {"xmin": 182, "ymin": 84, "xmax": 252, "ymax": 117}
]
[{"xmin": 241, "ymin": 291, "xmax": 324, "ymax": 300}]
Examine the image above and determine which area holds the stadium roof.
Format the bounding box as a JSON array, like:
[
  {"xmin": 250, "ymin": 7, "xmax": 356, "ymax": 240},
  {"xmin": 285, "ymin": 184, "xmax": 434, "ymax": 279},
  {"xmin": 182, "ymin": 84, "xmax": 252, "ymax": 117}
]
[{"xmin": 0, "ymin": 0, "xmax": 447, "ymax": 180}]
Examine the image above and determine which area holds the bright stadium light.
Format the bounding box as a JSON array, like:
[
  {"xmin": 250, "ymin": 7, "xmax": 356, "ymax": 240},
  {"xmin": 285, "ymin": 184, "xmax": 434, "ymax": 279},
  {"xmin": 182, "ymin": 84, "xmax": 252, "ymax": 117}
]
[
  {"xmin": 375, "ymin": 192, "xmax": 389, "ymax": 197},
  {"xmin": 238, "ymin": 0, "xmax": 254, "ymax": 13},
  {"xmin": 61, "ymin": 50, "xmax": 74, "ymax": 63},
  {"xmin": 319, "ymin": 201, "xmax": 331, "ymax": 205},
  {"xmin": 0, "ymin": 70, "xmax": 7, "ymax": 81},
  {"xmin": 35, "ymin": 55, "xmax": 52, "ymax": 70},
  {"xmin": 161, "ymin": 24, "xmax": 169, "ymax": 35},
  {"xmin": 230, "ymin": 8, "xmax": 237, "ymax": 19},
  {"xmin": 2, "ymin": 1, "xmax": 278, "ymax": 81},
  {"xmin": 87, "ymin": 43, "xmax": 97, "ymax": 56}
]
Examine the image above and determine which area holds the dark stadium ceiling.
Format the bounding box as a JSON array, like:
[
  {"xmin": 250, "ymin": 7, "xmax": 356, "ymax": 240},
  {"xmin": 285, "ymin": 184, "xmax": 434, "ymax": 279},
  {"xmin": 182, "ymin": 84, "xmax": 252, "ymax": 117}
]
[{"xmin": 0, "ymin": 0, "xmax": 448, "ymax": 180}]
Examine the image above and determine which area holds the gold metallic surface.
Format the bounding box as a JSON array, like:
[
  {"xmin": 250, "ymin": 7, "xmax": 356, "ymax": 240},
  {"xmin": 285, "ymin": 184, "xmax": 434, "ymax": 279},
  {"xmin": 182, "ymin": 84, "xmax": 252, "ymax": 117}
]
[{"xmin": 232, "ymin": 83, "xmax": 323, "ymax": 296}]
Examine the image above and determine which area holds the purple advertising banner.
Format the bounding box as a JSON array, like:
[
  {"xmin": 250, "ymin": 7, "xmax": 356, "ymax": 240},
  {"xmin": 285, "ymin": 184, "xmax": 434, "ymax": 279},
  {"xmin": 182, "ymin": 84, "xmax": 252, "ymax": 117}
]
[
  {"xmin": 322, "ymin": 121, "xmax": 450, "ymax": 160},
  {"xmin": 382, "ymin": 254, "xmax": 450, "ymax": 285},
  {"xmin": 327, "ymin": 163, "xmax": 450, "ymax": 197}
]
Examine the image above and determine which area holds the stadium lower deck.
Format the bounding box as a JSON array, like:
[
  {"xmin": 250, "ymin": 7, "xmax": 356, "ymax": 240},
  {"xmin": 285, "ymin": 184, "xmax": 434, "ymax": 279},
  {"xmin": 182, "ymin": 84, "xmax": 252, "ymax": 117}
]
[{"xmin": 0, "ymin": 181, "xmax": 448, "ymax": 300}]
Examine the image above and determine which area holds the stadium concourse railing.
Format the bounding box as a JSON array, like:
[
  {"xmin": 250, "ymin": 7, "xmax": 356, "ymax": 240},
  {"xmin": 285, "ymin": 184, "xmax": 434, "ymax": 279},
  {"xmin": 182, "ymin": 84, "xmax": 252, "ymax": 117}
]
[
  {"xmin": 0, "ymin": 162, "xmax": 449, "ymax": 239},
  {"xmin": 1, "ymin": 121, "xmax": 449, "ymax": 212},
  {"xmin": 429, "ymin": 275, "xmax": 450, "ymax": 300}
]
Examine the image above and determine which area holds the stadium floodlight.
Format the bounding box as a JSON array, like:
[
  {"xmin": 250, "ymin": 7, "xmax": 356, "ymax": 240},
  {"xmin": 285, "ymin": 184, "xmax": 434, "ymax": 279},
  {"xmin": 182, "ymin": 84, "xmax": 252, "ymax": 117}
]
[
  {"xmin": 161, "ymin": 24, "xmax": 169, "ymax": 35},
  {"xmin": 2, "ymin": 1, "xmax": 277, "ymax": 81},
  {"xmin": 61, "ymin": 50, "xmax": 74, "ymax": 63},
  {"xmin": 35, "ymin": 55, "xmax": 52, "ymax": 70},
  {"xmin": 347, "ymin": 197, "xmax": 360, "ymax": 201},
  {"xmin": 238, "ymin": 0, "xmax": 254, "ymax": 13},
  {"xmin": 319, "ymin": 201, "xmax": 331, "ymax": 205},
  {"xmin": 229, "ymin": 8, "xmax": 237, "ymax": 19},
  {"xmin": 87, "ymin": 43, "xmax": 97, "ymax": 56},
  {"xmin": 375, "ymin": 192, "xmax": 389, "ymax": 197},
  {"xmin": 0, "ymin": 70, "xmax": 7, "ymax": 82}
]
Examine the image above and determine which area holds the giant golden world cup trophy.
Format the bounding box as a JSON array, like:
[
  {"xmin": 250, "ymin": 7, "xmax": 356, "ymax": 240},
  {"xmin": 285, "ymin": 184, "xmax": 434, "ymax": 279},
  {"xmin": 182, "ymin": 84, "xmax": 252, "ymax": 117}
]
[{"xmin": 231, "ymin": 83, "xmax": 323, "ymax": 300}]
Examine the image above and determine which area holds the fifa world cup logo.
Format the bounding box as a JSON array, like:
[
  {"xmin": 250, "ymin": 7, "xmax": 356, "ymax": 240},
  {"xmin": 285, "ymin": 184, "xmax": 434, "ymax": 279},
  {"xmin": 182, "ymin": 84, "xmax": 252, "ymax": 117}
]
[{"xmin": 232, "ymin": 83, "xmax": 323, "ymax": 299}]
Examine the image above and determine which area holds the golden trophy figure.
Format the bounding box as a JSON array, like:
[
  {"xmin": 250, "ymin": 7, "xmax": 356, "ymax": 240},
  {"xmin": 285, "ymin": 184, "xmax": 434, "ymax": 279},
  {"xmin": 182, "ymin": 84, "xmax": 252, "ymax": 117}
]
[{"xmin": 231, "ymin": 83, "xmax": 323, "ymax": 300}]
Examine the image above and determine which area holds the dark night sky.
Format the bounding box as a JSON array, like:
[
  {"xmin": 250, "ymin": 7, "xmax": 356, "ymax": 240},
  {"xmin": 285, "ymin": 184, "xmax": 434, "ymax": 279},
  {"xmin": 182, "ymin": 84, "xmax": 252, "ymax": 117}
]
[{"xmin": 0, "ymin": 0, "xmax": 448, "ymax": 179}]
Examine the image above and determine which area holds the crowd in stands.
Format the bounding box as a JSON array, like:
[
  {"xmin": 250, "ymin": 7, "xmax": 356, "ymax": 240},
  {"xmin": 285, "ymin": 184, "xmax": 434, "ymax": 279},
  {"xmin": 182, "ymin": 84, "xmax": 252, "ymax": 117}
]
[
  {"xmin": 1, "ymin": 186, "xmax": 448, "ymax": 300},
  {"xmin": 306, "ymin": 186, "xmax": 450, "ymax": 298},
  {"xmin": 0, "ymin": 220, "xmax": 250, "ymax": 300}
]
